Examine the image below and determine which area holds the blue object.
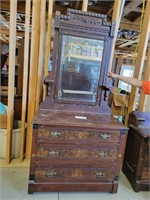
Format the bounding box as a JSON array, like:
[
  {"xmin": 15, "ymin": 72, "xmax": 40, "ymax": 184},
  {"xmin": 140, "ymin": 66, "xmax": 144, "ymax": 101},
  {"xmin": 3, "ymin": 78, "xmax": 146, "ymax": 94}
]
[{"xmin": 0, "ymin": 102, "xmax": 7, "ymax": 114}]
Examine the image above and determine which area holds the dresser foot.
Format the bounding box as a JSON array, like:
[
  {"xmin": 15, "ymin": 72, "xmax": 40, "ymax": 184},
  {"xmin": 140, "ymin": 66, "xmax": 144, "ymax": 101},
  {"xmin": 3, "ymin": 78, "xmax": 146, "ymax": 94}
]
[{"xmin": 28, "ymin": 184, "xmax": 34, "ymax": 194}]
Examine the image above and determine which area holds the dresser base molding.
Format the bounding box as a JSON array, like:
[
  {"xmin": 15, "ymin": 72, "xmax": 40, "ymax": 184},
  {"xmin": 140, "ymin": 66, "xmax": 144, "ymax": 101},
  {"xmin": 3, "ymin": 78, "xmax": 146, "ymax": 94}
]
[{"xmin": 28, "ymin": 181, "xmax": 118, "ymax": 194}]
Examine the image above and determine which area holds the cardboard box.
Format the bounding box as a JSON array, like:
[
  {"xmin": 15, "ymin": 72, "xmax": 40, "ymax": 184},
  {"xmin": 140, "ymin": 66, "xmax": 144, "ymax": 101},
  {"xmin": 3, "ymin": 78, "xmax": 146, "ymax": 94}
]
[
  {"xmin": 108, "ymin": 91, "xmax": 129, "ymax": 116},
  {"xmin": 0, "ymin": 114, "xmax": 7, "ymax": 129}
]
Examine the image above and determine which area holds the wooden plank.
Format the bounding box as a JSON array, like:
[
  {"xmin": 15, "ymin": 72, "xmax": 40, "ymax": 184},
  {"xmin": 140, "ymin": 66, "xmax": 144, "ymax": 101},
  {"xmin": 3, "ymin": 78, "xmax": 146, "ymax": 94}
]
[
  {"xmin": 0, "ymin": 13, "xmax": 9, "ymax": 28},
  {"xmin": 108, "ymin": 0, "xmax": 126, "ymax": 72},
  {"xmin": 117, "ymin": 38, "xmax": 137, "ymax": 43},
  {"xmin": 145, "ymin": 95, "xmax": 150, "ymax": 111},
  {"xmin": 35, "ymin": 0, "xmax": 47, "ymax": 111},
  {"xmin": 126, "ymin": 0, "xmax": 150, "ymax": 122},
  {"xmin": 107, "ymin": 7, "xmax": 113, "ymax": 16},
  {"xmin": 43, "ymin": 0, "xmax": 54, "ymax": 100},
  {"xmin": 106, "ymin": 1, "xmax": 114, "ymax": 17},
  {"xmin": 6, "ymin": 0, "xmax": 17, "ymax": 165},
  {"xmin": 0, "ymin": 35, "xmax": 9, "ymax": 43},
  {"xmin": 17, "ymin": 38, "xmax": 24, "ymax": 95},
  {"xmin": 116, "ymin": 46, "xmax": 137, "ymax": 53},
  {"xmin": 0, "ymin": 28, "xmax": 25, "ymax": 37},
  {"xmin": 75, "ymin": 1, "xmax": 80, "ymax": 9},
  {"xmin": 82, "ymin": 0, "xmax": 88, "ymax": 12},
  {"xmin": 122, "ymin": 0, "xmax": 142, "ymax": 17},
  {"xmin": 20, "ymin": 0, "xmax": 31, "ymax": 162},
  {"xmin": 118, "ymin": 38, "xmax": 139, "ymax": 48},
  {"xmin": 138, "ymin": 43, "xmax": 150, "ymax": 111},
  {"xmin": 114, "ymin": 56, "xmax": 123, "ymax": 87},
  {"xmin": 122, "ymin": 54, "xmax": 137, "ymax": 59},
  {"xmin": 1, "ymin": 1, "xmax": 25, "ymax": 13},
  {"xmin": 120, "ymin": 21, "xmax": 140, "ymax": 31},
  {"xmin": 26, "ymin": 0, "xmax": 41, "ymax": 159},
  {"xmin": 133, "ymin": 7, "xmax": 142, "ymax": 13}
]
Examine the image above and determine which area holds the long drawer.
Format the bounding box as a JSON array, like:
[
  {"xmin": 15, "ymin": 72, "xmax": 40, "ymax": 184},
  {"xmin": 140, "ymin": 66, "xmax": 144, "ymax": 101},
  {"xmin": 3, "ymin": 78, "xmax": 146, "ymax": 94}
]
[
  {"xmin": 36, "ymin": 128, "xmax": 120, "ymax": 145},
  {"xmin": 35, "ymin": 145, "xmax": 118, "ymax": 162},
  {"xmin": 35, "ymin": 163, "xmax": 116, "ymax": 182}
]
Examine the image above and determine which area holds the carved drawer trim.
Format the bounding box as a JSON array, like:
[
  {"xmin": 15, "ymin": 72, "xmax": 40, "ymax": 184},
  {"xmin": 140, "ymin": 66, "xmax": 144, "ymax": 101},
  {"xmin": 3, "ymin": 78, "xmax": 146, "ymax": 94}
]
[
  {"xmin": 36, "ymin": 128, "xmax": 120, "ymax": 144},
  {"xmin": 35, "ymin": 166, "xmax": 115, "ymax": 182},
  {"xmin": 36, "ymin": 146, "xmax": 118, "ymax": 161}
]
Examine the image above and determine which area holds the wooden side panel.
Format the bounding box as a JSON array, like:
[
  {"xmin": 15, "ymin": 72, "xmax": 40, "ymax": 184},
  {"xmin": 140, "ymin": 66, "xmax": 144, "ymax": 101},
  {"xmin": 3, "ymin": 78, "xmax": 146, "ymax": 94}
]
[
  {"xmin": 26, "ymin": 0, "xmax": 41, "ymax": 158},
  {"xmin": 6, "ymin": 0, "xmax": 17, "ymax": 165},
  {"xmin": 108, "ymin": 0, "xmax": 125, "ymax": 72},
  {"xmin": 35, "ymin": 0, "xmax": 47, "ymax": 111},
  {"xmin": 43, "ymin": 0, "xmax": 54, "ymax": 100},
  {"xmin": 20, "ymin": 0, "xmax": 31, "ymax": 162},
  {"xmin": 82, "ymin": 0, "xmax": 88, "ymax": 12}
]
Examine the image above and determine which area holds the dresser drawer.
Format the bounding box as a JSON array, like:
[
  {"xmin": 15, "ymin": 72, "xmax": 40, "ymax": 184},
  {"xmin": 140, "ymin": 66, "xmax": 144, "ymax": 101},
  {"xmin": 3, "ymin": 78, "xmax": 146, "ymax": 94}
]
[
  {"xmin": 36, "ymin": 127, "xmax": 120, "ymax": 145},
  {"xmin": 35, "ymin": 164, "xmax": 116, "ymax": 182},
  {"xmin": 36, "ymin": 146, "xmax": 118, "ymax": 162}
]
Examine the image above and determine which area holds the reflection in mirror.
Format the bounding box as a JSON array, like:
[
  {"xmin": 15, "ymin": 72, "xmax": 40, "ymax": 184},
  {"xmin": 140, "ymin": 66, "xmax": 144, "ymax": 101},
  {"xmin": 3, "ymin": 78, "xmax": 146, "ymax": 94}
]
[{"xmin": 58, "ymin": 35, "xmax": 104, "ymax": 103}]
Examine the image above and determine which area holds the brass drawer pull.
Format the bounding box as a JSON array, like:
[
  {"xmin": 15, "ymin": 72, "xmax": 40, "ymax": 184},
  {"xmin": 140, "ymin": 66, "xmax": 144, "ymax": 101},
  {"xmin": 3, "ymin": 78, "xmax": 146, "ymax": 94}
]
[
  {"xmin": 51, "ymin": 131, "xmax": 61, "ymax": 137},
  {"xmin": 100, "ymin": 133, "xmax": 110, "ymax": 140},
  {"xmin": 48, "ymin": 151, "xmax": 59, "ymax": 156},
  {"xmin": 46, "ymin": 171, "xmax": 57, "ymax": 177},
  {"xmin": 96, "ymin": 172, "xmax": 105, "ymax": 177},
  {"xmin": 98, "ymin": 151, "xmax": 108, "ymax": 157}
]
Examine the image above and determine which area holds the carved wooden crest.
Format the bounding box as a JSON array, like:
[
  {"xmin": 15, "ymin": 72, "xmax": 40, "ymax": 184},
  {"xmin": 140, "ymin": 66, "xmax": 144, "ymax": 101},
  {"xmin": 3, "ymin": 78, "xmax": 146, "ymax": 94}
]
[{"xmin": 55, "ymin": 9, "xmax": 115, "ymax": 37}]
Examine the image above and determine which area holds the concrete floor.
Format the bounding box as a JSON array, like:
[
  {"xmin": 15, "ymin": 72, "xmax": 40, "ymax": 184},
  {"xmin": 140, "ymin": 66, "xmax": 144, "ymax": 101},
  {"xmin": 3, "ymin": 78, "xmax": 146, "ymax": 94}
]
[{"xmin": 0, "ymin": 162, "xmax": 149, "ymax": 200}]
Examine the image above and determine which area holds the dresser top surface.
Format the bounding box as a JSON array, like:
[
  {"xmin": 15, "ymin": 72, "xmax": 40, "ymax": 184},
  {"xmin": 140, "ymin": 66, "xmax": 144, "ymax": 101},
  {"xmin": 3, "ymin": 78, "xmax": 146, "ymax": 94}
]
[{"xmin": 34, "ymin": 103, "xmax": 127, "ymax": 130}]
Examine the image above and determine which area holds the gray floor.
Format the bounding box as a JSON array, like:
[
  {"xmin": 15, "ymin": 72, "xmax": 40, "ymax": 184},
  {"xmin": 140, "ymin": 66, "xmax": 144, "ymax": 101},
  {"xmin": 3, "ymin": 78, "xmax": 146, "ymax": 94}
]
[{"xmin": 0, "ymin": 167, "xmax": 149, "ymax": 200}]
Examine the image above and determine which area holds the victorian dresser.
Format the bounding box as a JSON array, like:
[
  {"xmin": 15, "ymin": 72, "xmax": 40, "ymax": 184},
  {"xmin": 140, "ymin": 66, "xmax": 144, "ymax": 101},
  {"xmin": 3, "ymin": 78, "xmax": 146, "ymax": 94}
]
[
  {"xmin": 122, "ymin": 111, "xmax": 150, "ymax": 192},
  {"xmin": 28, "ymin": 9, "xmax": 128, "ymax": 194}
]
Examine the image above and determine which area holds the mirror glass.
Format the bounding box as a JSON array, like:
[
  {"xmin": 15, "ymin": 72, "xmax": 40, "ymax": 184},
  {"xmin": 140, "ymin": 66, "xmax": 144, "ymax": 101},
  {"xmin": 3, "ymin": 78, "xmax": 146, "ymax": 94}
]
[{"xmin": 58, "ymin": 35, "xmax": 104, "ymax": 103}]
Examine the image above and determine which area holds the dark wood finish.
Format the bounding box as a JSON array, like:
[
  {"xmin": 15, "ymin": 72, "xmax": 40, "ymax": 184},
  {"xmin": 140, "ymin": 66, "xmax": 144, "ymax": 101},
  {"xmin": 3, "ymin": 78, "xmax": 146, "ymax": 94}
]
[
  {"xmin": 28, "ymin": 9, "xmax": 128, "ymax": 194},
  {"xmin": 47, "ymin": 9, "xmax": 115, "ymax": 106},
  {"xmin": 17, "ymin": 38, "xmax": 24, "ymax": 95},
  {"xmin": 122, "ymin": 112, "xmax": 150, "ymax": 192},
  {"xmin": 28, "ymin": 104, "xmax": 127, "ymax": 194},
  {"xmin": 128, "ymin": 111, "xmax": 150, "ymax": 127}
]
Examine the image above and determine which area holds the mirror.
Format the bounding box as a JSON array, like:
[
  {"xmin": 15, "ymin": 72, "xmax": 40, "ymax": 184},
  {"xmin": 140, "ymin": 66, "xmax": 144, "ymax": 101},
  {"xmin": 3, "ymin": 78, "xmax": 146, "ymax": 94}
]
[{"xmin": 58, "ymin": 35, "xmax": 104, "ymax": 103}]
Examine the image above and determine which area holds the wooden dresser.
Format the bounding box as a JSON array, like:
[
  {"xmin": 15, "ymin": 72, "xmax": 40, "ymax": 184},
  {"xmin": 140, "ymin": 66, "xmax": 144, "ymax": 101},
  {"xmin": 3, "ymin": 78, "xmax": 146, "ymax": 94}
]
[
  {"xmin": 28, "ymin": 9, "xmax": 128, "ymax": 194},
  {"xmin": 122, "ymin": 111, "xmax": 150, "ymax": 192},
  {"xmin": 28, "ymin": 104, "xmax": 127, "ymax": 194}
]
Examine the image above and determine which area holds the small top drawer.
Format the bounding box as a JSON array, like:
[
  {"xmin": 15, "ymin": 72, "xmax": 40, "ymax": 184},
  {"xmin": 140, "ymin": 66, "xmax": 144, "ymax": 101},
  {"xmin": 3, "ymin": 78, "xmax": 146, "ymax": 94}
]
[{"xmin": 35, "ymin": 127, "xmax": 120, "ymax": 145}]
